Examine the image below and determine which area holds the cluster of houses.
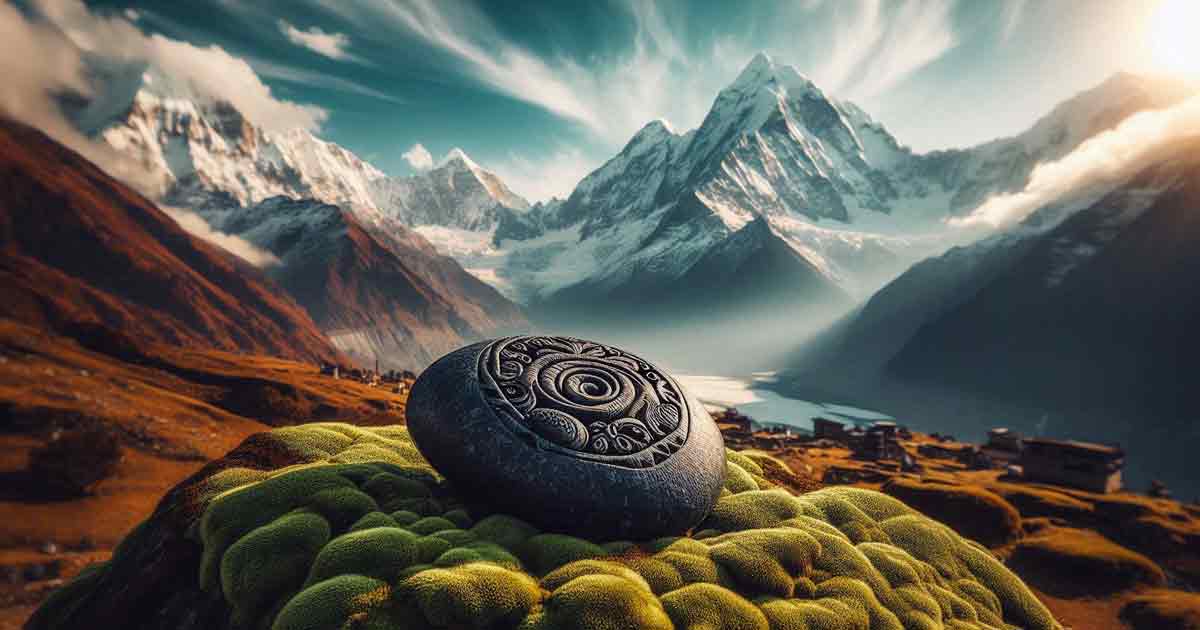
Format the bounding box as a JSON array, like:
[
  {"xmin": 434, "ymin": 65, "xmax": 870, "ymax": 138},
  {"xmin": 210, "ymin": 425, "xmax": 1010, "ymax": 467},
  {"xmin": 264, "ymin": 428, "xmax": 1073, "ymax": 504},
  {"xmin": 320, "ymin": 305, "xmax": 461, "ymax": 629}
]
[
  {"xmin": 713, "ymin": 407, "xmax": 1128, "ymax": 495},
  {"xmin": 713, "ymin": 408, "xmax": 808, "ymax": 451},
  {"xmin": 319, "ymin": 362, "xmax": 416, "ymax": 394}
]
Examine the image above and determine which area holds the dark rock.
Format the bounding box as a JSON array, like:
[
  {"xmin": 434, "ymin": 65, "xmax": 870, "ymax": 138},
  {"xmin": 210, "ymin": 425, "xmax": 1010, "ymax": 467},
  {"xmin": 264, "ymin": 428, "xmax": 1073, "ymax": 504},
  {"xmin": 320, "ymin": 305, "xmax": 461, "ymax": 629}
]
[
  {"xmin": 0, "ymin": 565, "xmax": 19, "ymax": 584},
  {"xmin": 23, "ymin": 564, "xmax": 46, "ymax": 582},
  {"xmin": 28, "ymin": 427, "xmax": 122, "ymax": 497},
  {"xmin": 43, "ymin": 560, "xmax": 61, "ymax": 580},
  {"xmin": 407, "ymin": 335, "xmax": 726, "ymax": 540}
]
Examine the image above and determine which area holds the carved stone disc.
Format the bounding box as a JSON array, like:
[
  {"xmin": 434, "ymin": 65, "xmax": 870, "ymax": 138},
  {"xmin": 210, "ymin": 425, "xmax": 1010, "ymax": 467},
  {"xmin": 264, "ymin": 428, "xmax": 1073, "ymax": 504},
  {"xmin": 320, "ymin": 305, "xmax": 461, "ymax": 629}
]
[
  {"xmin": 406, "ymin": 336, "xmax": 727, "ymax": 540},
  {"xmin": 478, "ymin": 336, "xmax": 689, "ymax": 468}
]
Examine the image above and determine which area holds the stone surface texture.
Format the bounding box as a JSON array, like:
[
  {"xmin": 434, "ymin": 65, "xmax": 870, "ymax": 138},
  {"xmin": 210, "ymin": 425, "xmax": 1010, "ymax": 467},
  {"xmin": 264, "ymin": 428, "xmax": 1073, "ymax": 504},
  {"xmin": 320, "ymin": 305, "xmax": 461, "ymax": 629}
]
[{"xmin": 406, "ymin": 336, "xmax": 726, "ymax": 540}]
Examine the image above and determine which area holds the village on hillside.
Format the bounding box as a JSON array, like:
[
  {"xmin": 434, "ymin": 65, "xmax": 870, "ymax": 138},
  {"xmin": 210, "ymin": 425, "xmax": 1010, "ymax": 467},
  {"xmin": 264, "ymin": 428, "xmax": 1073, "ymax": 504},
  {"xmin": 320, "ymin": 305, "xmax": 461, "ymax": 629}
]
[
  {"xmin": 713, "ymin": 407, "xmax": 1161, "ymax": 499},
  {"xmin": 318, "ymin": 361, "xmax": 417, "ymax": 395}
]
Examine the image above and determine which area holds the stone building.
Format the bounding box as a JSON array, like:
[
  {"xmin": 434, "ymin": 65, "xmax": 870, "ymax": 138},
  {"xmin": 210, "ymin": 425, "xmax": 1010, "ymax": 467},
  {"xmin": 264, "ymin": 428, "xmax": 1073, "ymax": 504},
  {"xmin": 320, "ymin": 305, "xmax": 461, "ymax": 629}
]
[
  {"xmin": 714, "ymin": 408, "xmax": 753, "ymax": 437},
  {"xmin": 853, "ymin": 421, "xmax": 905, "ymax": 461},
  {"xmin": 982, "ymin": 427, "xmax": 1023, "ymax": 464},
  {"xmin": 812, "ymin": 417, "xmax": 846, "ymax": 440},
  {"xmin": 1019, "ymin": 438, "xmax": 1124, "ymax": 493}
]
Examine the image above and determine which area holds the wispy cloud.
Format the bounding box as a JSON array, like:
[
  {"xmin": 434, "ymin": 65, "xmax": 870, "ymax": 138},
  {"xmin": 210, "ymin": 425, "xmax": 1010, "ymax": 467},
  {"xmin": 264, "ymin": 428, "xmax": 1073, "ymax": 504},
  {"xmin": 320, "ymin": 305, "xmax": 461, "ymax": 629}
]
[
  {"xmin": 338, "ymin": 0, "xmax": 603, "ymax": 130},
  {"xmin": 277, "ymin": 19, "xmax": 358, "ymax": 62},
  {"xmin": 307, "ymin": 0, "xmax": 962, "ymax": 151},
  {"xmin": 248, "ymin": 57, "xmax": 404, "ymax": 105},
  {"xmin": 161, "ymin": 207, "xmax": 281, "ymax": 267},
  {"xmin": 799, "ymin": 0, "xmax": 959, "ymax": 100},
  {"xmin": 999, "ymin": 0, "xmax": 1027, "ymax": 43},
  {"xmin": 491, "ymin": 146, "xmax": 594, "ymax": 202},
  {"xmin": 401, "ymin": 143, "xmax": 434, "ymax": 170},
  {"xmin": 953, "ymin": 93, "xmax": 1200, "ymax": 227}
]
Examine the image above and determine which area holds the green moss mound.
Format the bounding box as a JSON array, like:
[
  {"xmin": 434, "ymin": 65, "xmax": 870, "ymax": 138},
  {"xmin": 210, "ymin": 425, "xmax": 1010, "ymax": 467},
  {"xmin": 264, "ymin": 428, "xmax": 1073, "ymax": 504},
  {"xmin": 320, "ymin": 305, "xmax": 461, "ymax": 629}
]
[
  {"xmin": 44, "ymin": 422, "xmax": 1063, "ymax": 630},
  {"xmin": 661, "ymin": 582, "xmax": 768, "ymax": 630}
]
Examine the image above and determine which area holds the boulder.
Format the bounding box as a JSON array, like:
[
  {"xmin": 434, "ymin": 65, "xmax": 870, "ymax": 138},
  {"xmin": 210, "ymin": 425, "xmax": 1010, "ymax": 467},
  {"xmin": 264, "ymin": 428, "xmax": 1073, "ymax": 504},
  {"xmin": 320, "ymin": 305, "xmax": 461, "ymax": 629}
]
[{"xmin": 406, "ymin": 336, "xmax": 726, "ymax": 540}]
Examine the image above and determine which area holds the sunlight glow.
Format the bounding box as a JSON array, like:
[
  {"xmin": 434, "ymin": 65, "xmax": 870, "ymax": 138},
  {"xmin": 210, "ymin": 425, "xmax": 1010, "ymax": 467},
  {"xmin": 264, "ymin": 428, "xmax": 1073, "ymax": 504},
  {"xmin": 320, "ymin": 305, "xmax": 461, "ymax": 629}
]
[{"xmin": 1148, "ymin": 0, "xmax": 1200, "ymax": 78}]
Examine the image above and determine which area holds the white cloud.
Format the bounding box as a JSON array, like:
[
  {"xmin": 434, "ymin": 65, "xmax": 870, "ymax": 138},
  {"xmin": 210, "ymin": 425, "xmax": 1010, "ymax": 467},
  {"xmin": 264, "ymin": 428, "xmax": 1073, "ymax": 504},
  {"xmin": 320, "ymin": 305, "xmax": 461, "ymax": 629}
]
[
  {"xmin": 277, "ymin": 19, "xmax": 356, "ymax": 61},
  {"xmin": 491, "ymin": 146, "xmax": 594, "ymax": 202},
  {"xmin": 26, "ymin": 0, "xmax": 327, "ymax": 135},
  {"xmin": 141, "ymin": 35, "xmax": 328, "ymax": 133},
  {"xmin": 161, "ymin": 207, "xmax": 281, "ymax": 268},
  {"xmin": 849, "ymin": 1, "xmax": 958, "ymax": 99},
  {"xmin": 0, "ymin": 0, "xmax": 158, "ymax": 191},
  {"xmin": 402, "ymin": 143, "xmax": 434, "ymax": 170},
  {"xmin": 953, "ymin": 93, "xmax": 1200, "ymax": 227},
  {"xmin": 315, "ymin": 0, "xmax": 707, "ymax": 143}
]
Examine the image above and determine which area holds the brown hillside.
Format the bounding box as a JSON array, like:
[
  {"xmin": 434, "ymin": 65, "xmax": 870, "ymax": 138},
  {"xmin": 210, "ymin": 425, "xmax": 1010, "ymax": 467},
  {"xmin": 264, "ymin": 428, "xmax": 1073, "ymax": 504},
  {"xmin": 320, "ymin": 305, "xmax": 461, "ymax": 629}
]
[
  {"xmin": 0, "ymin": 118, "xmax": 344, "ymax": 365},
  {"xmin": 0, "ymin": 319, "xmax": 404, "ymax": 629}
]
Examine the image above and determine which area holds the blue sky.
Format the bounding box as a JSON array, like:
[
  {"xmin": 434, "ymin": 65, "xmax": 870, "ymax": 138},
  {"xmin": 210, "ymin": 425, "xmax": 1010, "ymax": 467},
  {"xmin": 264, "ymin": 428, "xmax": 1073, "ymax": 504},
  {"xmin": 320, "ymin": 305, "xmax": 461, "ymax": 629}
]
[{"xmin": 61, "ymin": 0, "xmax": 1192, "ymax": 200}]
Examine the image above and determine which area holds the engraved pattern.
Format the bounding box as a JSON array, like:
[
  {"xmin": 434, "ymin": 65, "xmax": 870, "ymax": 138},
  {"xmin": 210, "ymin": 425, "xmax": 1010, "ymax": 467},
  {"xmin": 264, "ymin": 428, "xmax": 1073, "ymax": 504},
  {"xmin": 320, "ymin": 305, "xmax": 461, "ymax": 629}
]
[{"xmin": 478, "ymin": 336, "xmax": 690, "ymax": 468}]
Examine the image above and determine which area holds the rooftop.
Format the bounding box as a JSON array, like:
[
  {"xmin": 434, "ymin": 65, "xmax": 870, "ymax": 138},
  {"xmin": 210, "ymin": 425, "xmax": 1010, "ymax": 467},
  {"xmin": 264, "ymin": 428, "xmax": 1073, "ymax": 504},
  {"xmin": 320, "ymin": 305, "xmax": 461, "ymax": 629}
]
[{"xmin": 1024, "ymin": 437, "xmax": 1124, "ymax": 457}]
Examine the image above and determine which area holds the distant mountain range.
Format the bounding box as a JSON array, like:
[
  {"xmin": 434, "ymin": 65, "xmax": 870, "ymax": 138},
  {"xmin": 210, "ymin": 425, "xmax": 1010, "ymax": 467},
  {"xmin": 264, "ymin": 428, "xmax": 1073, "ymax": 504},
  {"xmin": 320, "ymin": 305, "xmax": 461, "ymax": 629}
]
[
  {"xmin": 0, "ymin": 118, "xmax": 343, "ymax": 365},
  {"xmin": 61, "ymin": 53, "xmax": 1196, "ymax": 375},
  {"xmin": 72, "ymin": 61, "xmax": 530, "ymax": 369},
  {"xmin": 489, "ymin": 58, "xmax": 1192, "ymax": 314},
  {"xmin": 350, "ymin": 56, "xmax": 1191, "ymax": 330}
]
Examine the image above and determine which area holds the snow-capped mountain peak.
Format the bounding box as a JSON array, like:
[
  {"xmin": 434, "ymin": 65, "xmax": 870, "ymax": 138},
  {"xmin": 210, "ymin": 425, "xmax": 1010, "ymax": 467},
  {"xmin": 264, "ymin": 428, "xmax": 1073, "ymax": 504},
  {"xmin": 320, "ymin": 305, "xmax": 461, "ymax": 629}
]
[
  {"xmin": 86, "ymin": 60, "xmax": 386, "ymax": 211},
  {"xmin": 367, "ymin": 147, "xmax": 530, "ymax": 231},
  {"xmin": 440, "ymin": 147, "xmax": 480, "ymax": 170},
  {"xmin": 728, "ymin": 51, "xmax": 820, "ymax": 99}
]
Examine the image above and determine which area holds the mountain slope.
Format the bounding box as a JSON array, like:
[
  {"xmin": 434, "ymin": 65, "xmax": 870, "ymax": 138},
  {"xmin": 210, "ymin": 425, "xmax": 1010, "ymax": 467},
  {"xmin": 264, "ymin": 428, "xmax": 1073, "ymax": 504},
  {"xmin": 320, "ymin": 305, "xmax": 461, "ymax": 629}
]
[
  {"xmin": 888, "ymin": 142, "xmax": 1200, "ymax": 416},
  {"xmin": 0, "ymin": 118, "xmax": 344, "ymax": 364},
  {"xmin": 488, "ymin": 57, "xmax": 1194, "ymax": 327},
  {"xmin": 206, "ymin": 196, "xmax": 527, "ymax": 369},
  {"xmin": 779, "ymin": 137, "xmax": 1200, "ymax": 493}
]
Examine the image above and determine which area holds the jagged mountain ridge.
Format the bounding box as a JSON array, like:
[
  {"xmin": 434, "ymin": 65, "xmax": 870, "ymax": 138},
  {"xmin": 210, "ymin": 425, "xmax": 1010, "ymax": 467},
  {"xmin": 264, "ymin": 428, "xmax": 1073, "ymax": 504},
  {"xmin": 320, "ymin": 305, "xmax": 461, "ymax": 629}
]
[
  {"xmin": 79, "ymin": 62, "xmax": 533, "ymax": 231},
  {"xmin": 78, "ymin": 55, "xmax": 1194, "ymax": 337},
  {"xmin": 75, "ymin": 62, "xmax": 531, "ymax": 369},
  {"xmin": 369, "ymin": 149, "xmax": 529, "ymax": 230},
  {"xmin": 477, "ymin": 57, "xmax": 1194, "ymax": 316},
  {"xmin": 0, "ymin": 117, "xmax": 345, "ymax": 364},
  {"xmin": 88, "ymin": 64, "xmax": 386, "ymax": 212}
]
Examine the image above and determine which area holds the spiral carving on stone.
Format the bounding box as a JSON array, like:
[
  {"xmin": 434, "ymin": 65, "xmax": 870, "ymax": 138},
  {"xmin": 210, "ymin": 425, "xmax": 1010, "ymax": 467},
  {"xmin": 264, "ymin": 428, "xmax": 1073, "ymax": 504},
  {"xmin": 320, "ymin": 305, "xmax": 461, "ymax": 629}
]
[{"xmin": 477, "ymin": 336, "xmax": 690, "ymax": 468}]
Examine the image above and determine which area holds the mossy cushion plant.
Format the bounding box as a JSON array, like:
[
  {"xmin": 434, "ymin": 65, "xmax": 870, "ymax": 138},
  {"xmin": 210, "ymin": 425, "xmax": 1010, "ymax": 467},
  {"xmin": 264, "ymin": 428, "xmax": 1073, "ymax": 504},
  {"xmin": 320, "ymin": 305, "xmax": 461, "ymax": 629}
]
[{"xmin": 45, "ymin": 423, "xmax": 1062, "ymax": 630}]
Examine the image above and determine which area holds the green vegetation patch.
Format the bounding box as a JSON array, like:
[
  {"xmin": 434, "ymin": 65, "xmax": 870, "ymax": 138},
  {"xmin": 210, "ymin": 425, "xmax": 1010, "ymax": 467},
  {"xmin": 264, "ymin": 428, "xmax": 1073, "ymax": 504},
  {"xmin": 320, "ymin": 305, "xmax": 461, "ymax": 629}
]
[{"xmin": 57, "ymin": 423, "xmax": 1064, "ymax": 630}]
